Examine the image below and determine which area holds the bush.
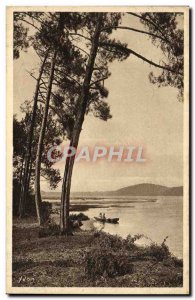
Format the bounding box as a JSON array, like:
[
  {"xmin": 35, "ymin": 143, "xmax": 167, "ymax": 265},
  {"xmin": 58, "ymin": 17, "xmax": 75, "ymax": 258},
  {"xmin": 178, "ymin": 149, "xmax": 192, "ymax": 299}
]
[
  {"xmin": 92, "ymin": 231, "xmax": 143, "ymax": 252},
  {"xmin": 146, "ymin": 242, "xmax": 170, "ymax": 261},
  {"xmin": 25, "ymin": 199, "xmax": 52, "ymax": 222},
  {"xmin": 69, "ymin": 213, "xmax": 89, "ymax": 221},
  {"xmin": 13, "ymin": 178, "xmax": 52, "ymax": 222},
  {"xmin": 39, "ymin": 220, "xmax": 60, "ymax": 238},
  {"xmin": 41, "ymin": 201, "xmax": 52, "ymax": 223},
  {"xmin": 13, "ymin": 178, "xmax": 37, "ymax": 217},
  {"xmin": 172, "ymin": 256, "xmax": 183, "ymax": 267},
  {"xmin": 85, "ymin": 248, "xmax": 134, "ymax": 279},
  {"xmin": 39, "ymin": 211, "xmax": 88, "ymax": 238},
  {"xmin": 13, "ymin": 178, "xmax": 21, "ymax": 216},
  {"xmin": 125, "ymin": 234, "xmax": 144, "ymax": 250},
  {"xmin": 92, "ymin": 231, "xmax": 125, "ymax": 251}
]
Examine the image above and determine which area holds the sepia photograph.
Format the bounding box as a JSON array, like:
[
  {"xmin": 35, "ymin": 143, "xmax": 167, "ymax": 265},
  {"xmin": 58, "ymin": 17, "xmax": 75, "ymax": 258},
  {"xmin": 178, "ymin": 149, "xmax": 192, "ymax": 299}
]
[{"xmin": 6, "ymin": 6, "xmax": 189, "ymax": 295}]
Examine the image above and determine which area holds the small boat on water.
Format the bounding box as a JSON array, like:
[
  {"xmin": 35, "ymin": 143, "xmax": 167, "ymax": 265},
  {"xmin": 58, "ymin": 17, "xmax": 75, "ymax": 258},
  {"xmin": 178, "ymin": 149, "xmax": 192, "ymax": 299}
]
[{"xmin": 94, "ymin": 217, "xmax": 119, "ymax": 224}]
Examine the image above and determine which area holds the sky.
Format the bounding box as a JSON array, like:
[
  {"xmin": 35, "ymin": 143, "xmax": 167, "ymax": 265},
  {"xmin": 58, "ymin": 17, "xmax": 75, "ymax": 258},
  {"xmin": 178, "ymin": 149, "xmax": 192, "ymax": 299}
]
[{"xmin": 13, "ymin": 13, "xmax": 184, "ymax": 192}]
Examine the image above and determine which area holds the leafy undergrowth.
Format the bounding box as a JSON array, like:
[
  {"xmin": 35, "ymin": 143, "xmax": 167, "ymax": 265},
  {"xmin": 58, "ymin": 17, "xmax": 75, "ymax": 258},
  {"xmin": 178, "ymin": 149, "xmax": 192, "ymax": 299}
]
[
  {"xmin": 38, "ymin": 213, "xmax": 89, "ymax": 238},
  {"xmin": 12, "ymin": 218, "xmax": 183, "ymax": 287}
]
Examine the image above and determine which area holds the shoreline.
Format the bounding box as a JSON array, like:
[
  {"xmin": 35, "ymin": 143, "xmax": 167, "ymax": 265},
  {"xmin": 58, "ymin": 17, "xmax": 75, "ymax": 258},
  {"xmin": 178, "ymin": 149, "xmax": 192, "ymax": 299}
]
[
  {"xmin": 12, "ymin": 217, "xmax": 183, "ymax": 288},
  {"xmin": 48, "ymin": 199, "xmax": 183, "ymax": 259},
  {"xmin": 46, "ymin": 197, "xmax": 158, "ymax": 212}
]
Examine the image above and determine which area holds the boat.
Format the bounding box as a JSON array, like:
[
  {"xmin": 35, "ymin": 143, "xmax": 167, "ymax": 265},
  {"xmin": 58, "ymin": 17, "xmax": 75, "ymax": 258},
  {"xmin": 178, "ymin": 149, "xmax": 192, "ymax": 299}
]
[{"xmin": 94, "ymin": 217, "xmax": 119, "ymax": 224}]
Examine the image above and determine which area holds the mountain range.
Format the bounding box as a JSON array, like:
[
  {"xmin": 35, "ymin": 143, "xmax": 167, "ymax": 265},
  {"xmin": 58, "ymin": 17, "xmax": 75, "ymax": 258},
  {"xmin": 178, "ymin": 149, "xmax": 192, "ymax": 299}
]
[{"xmin": 42, "ymin": 183, "xmax": 183, "ymax": 199}]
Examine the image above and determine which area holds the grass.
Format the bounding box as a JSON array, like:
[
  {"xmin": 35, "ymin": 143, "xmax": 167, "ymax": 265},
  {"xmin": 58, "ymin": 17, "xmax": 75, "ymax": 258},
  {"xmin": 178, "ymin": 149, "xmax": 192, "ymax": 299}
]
[{"xmin": 12, "ymin": 218, "xmax": 183, "ymax": 287}]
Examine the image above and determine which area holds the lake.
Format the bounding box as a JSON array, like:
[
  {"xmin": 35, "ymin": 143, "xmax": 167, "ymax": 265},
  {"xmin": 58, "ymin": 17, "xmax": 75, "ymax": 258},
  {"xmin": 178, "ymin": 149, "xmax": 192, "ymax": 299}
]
[{"xmin": 47, "ymin": 195, "xmax": 183, "ymax": 258}]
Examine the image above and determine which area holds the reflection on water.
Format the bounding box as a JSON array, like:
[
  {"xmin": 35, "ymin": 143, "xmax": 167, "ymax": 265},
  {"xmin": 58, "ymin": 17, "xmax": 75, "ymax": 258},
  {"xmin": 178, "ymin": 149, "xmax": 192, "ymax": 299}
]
[{"xmin": 83, "ymin": 196, "xmax": 183, "ymax": 258}]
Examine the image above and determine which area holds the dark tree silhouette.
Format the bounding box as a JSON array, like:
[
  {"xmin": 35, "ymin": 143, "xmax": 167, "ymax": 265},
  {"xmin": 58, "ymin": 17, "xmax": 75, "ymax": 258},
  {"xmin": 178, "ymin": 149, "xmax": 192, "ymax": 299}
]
[{"xmin": 13, "ymin": 11, "xmax": 184, "ymax": 229}]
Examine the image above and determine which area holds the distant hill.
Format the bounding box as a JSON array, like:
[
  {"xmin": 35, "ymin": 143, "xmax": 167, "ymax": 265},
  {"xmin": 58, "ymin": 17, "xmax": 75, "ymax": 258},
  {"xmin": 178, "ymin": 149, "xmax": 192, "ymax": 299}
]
[
  {"xmin": 42, "ymin": 183, "xmax": 183, "ymax": 199},
  {"xmin": 112, "ymin": 183, "xmax": 167, "ymax": 196},
  {"xmin": 163, "ymin": 186, "xmax": 183, "ymax": 196},
  {"xmin": 111, "ymin": 183, "xmax": 183, "ymax": 196}
]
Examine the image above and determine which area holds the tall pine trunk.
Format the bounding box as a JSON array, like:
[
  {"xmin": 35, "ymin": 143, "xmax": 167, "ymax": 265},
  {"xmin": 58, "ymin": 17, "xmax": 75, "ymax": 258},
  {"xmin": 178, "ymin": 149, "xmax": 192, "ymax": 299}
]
[
  {"xmin": 19, "ymin": 52, "xmax": 48, "ymax": 218},
  {"xmin": 34, "ymin": 50, "xmax": 57, "ymax": 226},
  {"xmin": 60, "ymin": 142, "xmax": 71, "ymax": 231},
  {"xmin": 19, "ymin": 153, "xmax": 25, "ymax": 189},
  {"xmin": 27, "ymin": 159, "xmax": 33, "ymax": 190},
  {"xmin": 34, "ymin": 13, "xmax": 65, "ymax": 226},
  {"xmin": 60, "ymin": 14, "xmax": 103, "ymax": 234}
]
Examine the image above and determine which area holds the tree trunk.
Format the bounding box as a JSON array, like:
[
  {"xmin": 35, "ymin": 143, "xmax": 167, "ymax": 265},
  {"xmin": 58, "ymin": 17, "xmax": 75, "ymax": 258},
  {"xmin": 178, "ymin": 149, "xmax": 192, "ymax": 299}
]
[
  {"xmin": 60, "ymin": 142, "xmax": 71, "ymax": 232},
  {"xmin": 19, "ymin": 52, "xmax": 49, "ymax": 218},
  {"xmin": 24, "ymin": 158, "xmax": 33, "ymax": 208},
  {"xmin": 19, "ymin": 153, "xmax": 25, "ymax": 190},
  {"xmin": 60, "ymin": 13, "xmax": 103, "ymax": 234},
  {"xmin": 34, "ymin": 13, "xmax": 65, "ymax": 226},
  {"xmin": 27, "ymin": 158, "xmax": 33, "ymax": 194},
  {"xmin": 34, "ymin": 50, "xmax": 57, "ymax": 226}
]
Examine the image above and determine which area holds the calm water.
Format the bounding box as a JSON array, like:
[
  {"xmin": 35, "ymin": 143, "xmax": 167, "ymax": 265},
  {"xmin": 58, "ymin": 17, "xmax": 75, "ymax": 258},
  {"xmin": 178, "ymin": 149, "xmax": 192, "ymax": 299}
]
[{"xmin": 48, "ymin": 196, "xmax": 183, "ymax": 258}]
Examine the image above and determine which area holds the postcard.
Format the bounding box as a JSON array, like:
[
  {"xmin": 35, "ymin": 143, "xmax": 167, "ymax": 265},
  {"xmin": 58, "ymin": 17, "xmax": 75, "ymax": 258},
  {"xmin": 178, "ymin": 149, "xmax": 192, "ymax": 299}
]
[{"xmin": 6, "ymin": 6, "xmax": 190, "ymax": 295}]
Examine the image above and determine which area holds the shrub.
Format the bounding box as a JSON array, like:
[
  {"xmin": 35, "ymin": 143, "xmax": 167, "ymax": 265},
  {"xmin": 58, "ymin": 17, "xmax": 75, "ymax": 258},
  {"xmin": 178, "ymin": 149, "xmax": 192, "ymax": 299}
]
[
  {"xmin": 13, "ymin": 178, "xmax": 22, "ymax": 216},
  {"xmin": 69, "ymin": 213, "xmax": 89, "ymax": 221},
  {"xmin": 92, "ymin": 231, "xmax": 125, "ymax": 251},
  {"xmin": 146, "ymin": 242, "xmax": 170, "ymax": 261},
  {"xmin": 41, "ymin": 201, "xmax": 52, "ymax": 223},
  {"xmin": 13, "ymin": 179, "xmax": 36, "ymax": 217},
  {"xmin": 125, "ymin": 234, "xmax": 144, "ymax": 250},
  {"xmin": 92, "ymin": 231, "xmax": 143, "ymax": 252},
  {"xmin": 26, "ymin": 200, "xmax": 52, "ymax": 222},
  {"xmin": 25, "ymin": 194, "xmax": 37, "ymax": 216},
  {"xmin": 39, "ymin": 221, "xmax": 60, "ymax": 238},
  {"xmin": 172, "ymin": 256, "xmax": 183, "ymax": 267},
  {"xmin": 13, "ymin": 178, "xmax": 52, "ymax": 222},
  {"xmin": 39, "ymin": 211, "xmax": 88, "ymax": 237},
  {"xmin": 85, "ymin": 248, "xmax": 134, "ymax": 279}
]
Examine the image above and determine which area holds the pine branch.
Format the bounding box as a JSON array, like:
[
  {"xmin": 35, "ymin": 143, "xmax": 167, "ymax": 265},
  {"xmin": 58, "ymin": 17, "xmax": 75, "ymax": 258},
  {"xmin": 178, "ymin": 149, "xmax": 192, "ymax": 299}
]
[
  {"xmin": 18, "ymin": 18, "xmax": 41, "ymax": 32},
  {"xmin": 99, "ymin": 41, "xmax": 182, "ymax": 75},
  {"xmin": 69, "ymin": 33, "xmax": 91, "ymax": 41},
  {"xmin": 102, "ymin": 26, "xmax": 167, "ymax": 42},
  {"xmin": 39, "ymin": 79, "xmax": 73, "ymax": 111},
  {"xmin": 54, "ymin": 68, "xmax": 82, "ymax": 87},
  {"xmin": 38, "ymin": 93, "xmax": 64, "ymax": 122},
  {"xmin": 25, "ymin": 12, "xmax": 48, "ymax": 28},
  {"xmin": 90, "ymin": 76, "xmax": 108, "ymax": 86},
  {"xmin": 127, "ymin": 12, "xmax": 171, "ymax": 45}
]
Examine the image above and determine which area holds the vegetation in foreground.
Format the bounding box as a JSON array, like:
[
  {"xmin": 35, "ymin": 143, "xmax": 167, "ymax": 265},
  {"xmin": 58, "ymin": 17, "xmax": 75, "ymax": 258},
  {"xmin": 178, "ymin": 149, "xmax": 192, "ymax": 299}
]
[{"xmin": 12, "ymin": 217, "xmax": 183, "ymax": 288}]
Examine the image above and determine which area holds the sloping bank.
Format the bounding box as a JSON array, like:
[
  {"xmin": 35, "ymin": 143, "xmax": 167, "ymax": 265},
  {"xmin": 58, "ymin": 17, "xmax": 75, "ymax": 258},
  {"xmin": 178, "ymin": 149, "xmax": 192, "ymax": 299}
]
[{"xmin": 12, "ymin": 218, "xmax": 183, "ymax": 288}]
